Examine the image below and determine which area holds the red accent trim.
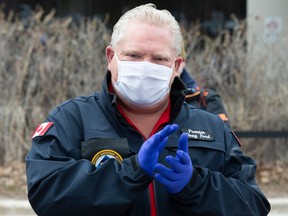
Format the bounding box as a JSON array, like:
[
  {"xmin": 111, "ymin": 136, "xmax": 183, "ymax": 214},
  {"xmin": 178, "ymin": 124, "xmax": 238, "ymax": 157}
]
[
  {"xmin": 117, "ymin": 105, "xmax": 145, "ymax": 137},
  {"xmin": 232, "ymin": 131, "xmax": 242, "ymax": 146},
  {"xmin": 149, "ymin": 183, "xmax": 157, "ymax": 216},
  {"xmin": 108, "ymin": 82, "xmax": 114, "ymax": 92},
  {"xmin": 117, "ymin": 100, "xmax": 171, "ymax": 138},
  {"xmin": 150, "ymin": 100, "xmax": 171, "ymax": 136},
  {"xmin": 199, "ymin": 93, "xmax": 207, "ymax": 108}
]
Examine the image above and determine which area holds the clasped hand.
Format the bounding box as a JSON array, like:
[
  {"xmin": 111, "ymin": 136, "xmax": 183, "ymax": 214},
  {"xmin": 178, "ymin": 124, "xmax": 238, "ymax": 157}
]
[{"xmin": 138, "ymin": 124, "xmax": 193, "ymax": 194}]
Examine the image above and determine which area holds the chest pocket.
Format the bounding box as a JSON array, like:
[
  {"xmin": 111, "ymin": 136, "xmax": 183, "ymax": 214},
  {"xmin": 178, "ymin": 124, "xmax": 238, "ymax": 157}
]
[
  {"xmin": 163, "ymin": 138, "xmax": 226, "ymax": 172},
  {"xmin": 81, "ymin": 138, "xmax": 130, "ymax": 167}
]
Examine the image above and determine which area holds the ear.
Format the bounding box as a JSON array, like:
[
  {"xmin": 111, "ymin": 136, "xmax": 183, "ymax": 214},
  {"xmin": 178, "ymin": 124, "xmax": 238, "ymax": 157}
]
[
  {"xmin": 106, "ymin": 46, "xmax": 115, "ymax": 71},
  {"xmin": 176, "ymin": 61, "xmax": 186, "ymax": 76},
  {"xmin": 174, "ymin": 56, "xmax": 184, "ymax": 73}
]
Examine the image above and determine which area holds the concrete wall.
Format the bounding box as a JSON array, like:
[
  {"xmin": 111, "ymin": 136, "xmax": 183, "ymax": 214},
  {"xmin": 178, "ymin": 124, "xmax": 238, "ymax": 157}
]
[{"xmin": 247, "ymin": 0, "xmax": 288, "ymax": 57}]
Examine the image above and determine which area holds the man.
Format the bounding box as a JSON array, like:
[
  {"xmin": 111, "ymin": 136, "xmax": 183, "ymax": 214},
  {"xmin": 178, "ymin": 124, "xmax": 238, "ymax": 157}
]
[
  {"xmin": 177, "ymin": 41, "xmax": 231, "ymax": 127},
  {"xmin": 26, "ymin": 4, "xmax": 270, "ymax": 216}
]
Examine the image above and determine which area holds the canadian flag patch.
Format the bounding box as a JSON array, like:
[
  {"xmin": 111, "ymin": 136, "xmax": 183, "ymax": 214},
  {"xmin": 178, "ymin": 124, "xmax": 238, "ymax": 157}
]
[{"xmin": 32, "ymin": 122, "xmax": 54, "ymax": 138}]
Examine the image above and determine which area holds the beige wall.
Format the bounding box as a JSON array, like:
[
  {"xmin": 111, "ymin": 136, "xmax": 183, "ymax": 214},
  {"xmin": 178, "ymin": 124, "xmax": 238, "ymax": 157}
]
[
  {"xmin": 247, "ymin": 0, "xmax": 288, "ymax": 56},
  {"xmin": 248, "ymin": 0, "xmax": 288, "ymax": 27}
]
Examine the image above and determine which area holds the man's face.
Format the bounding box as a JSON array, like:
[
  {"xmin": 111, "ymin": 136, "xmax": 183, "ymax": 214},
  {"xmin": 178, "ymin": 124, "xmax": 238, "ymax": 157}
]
[{"xmin": 106, "ymin": 20, "xmax": 183, "ymax": 86}]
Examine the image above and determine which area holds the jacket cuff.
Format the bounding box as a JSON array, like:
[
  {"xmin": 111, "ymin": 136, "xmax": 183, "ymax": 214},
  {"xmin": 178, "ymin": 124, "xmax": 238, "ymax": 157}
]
[
  {"xmin": 129, "ymin": 155, "xmax": 153, "ymax": 181},
  {"xmin": 173, "ymin": 167, "xmax": 199, "ymax": 198}
]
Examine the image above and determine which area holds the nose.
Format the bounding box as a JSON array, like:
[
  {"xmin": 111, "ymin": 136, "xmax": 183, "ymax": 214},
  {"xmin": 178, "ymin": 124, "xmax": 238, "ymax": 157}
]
[{"xmin": 142, "ymin": 56, "xmax": 153, "ymax": 63}]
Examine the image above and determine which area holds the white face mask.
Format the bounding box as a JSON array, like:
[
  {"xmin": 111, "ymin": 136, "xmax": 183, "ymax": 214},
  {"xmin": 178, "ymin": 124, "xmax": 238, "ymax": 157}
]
[{"xmin": 113, "ymin": 54, "xmax": 174, "ymax": 107}]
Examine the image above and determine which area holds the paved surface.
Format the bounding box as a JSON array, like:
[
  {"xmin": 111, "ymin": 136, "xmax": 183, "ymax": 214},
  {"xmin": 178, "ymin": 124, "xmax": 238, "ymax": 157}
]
[
  {"xmin": 269, "ymin": 198, "xmax": 288, "ymax": 216},
  {"xmin": 0, "ymin": 198, "xmax": 35, "ymax": 216},
  {"xmin": 0, "ymin": 197, "xmax": 287, "ymax": 215}
]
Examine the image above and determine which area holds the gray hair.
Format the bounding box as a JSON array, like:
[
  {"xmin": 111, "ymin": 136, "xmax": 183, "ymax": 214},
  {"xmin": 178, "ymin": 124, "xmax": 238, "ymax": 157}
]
[{"xmin": 110, "ymin": 3, "xmax": 182, "ymax": 55}]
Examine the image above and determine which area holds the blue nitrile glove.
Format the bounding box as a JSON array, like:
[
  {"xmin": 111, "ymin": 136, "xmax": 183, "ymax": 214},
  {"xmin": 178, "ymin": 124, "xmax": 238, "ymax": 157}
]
[
  {"xmin": 155, "ymin": 133, "xmax": 193, "ymax": 194},
  {"xmin": 138, "ymin": 124, "xmax": 179, "ymax": 177}
]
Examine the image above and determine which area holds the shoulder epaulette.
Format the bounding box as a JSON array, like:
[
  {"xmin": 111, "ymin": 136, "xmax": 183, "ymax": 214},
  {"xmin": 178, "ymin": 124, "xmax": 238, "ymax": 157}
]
[{"xmin": 184, "ymin": 87, "xmax": 201, "ymax": 100}]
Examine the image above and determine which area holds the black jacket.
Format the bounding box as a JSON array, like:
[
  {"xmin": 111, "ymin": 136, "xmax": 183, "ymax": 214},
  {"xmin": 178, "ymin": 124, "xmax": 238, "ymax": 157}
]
[
  {"xmin": 180, "ymin": 68, "xmax": 230, "ymax": 127},
  {"xmin": 26, "ymin": 72, "xmax": 270, "ymax": 215},
  {"xmin": 185, "ymin": 87, "xmax": 231, "ymax": 127}
]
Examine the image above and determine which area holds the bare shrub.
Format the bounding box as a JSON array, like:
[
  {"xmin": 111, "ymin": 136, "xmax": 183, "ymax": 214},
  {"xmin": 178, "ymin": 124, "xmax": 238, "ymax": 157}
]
[
  {"xmin": 184, "ymin": 20, "xmax": 288, "ymax": 163},
  {"xmin": 0, "ymin": 10, "xmax": 287, "ymax": 165},
  {"xmin": 0, "ymin": 10, "xmax": 110, "ymax": 165}
]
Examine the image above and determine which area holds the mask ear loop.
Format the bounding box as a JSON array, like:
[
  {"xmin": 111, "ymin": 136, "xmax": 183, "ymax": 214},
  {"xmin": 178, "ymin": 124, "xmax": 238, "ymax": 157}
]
[
  {"xmin": 114, "ymin": 52, "xmax": 120, "ymax": 62},
  {"xmin": 112, "ymin": 52, "xmax": 121, "ymax": 87},
  {"xmin": 171, "ymin": 62, "xmax": 175, "ymax": 70}
]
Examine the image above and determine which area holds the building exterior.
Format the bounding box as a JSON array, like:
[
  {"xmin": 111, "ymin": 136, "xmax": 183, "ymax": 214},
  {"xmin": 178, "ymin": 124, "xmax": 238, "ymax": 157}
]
[
  {"xmin": 247, "ymin": 0, "xmax": 288, "ymax": 65},
  {"xmin": 2, "ymin": 0, "xmax": 286, "ymax": 63},
  {"xmin": 247, "ymin": 0, "xmax": 287, "ymax": 45},
  {"xmin": 1, "ymin": 0, "xmax": 246, "ymax": 31}
]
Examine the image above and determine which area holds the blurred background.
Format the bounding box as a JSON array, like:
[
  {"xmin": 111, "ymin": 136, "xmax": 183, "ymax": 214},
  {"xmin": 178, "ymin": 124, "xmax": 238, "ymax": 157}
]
[{"xmin": 0, "ymin": 0, "xmax": 287, "ymax": 204}]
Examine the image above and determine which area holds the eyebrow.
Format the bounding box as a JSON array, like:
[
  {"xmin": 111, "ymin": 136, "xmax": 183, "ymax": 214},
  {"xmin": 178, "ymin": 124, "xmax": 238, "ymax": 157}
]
[
  {"xmin": 122, "ymin": 50, "xmax": 141, "ymax": 55},
  {"xmin": 152, "ymin": 53, "xmax": 172, "ymax": 61},
  {"xmin": 122, "ymin": 50, "xmax": 171, "ymax": 60}
]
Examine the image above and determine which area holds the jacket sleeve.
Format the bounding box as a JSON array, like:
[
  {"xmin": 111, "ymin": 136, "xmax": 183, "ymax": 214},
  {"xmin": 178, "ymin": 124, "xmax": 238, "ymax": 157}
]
[
  {"xmin": 171, "ymin": 126, "xmax": 271, "ymax": 216},
  {"xmin": 26, "ymin": 106, "xmax": 152, "ymax": 216}
]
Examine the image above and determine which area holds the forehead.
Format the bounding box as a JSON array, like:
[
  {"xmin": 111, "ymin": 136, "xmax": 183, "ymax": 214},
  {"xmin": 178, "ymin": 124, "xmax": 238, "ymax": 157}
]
[{"xmin": 117, "ymin": 21, "xmax": 176, "ymax": 55}]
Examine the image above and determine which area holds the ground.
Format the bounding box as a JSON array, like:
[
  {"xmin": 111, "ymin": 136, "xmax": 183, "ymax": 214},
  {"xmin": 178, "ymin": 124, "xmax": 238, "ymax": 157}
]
[{"xmin": 0, "ymin": 161, "xmax": 288, "ymax": 199}]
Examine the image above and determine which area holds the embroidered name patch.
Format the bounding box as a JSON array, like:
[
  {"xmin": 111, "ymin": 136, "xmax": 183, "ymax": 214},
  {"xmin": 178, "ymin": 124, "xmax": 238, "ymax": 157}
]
[
  {"xmin": 182, "ymin": 129, "xmax": 214, "ymax": 141},
  {"xmin": 92, "ymin": 149, "xmax": 123, "ymax": 168}
]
